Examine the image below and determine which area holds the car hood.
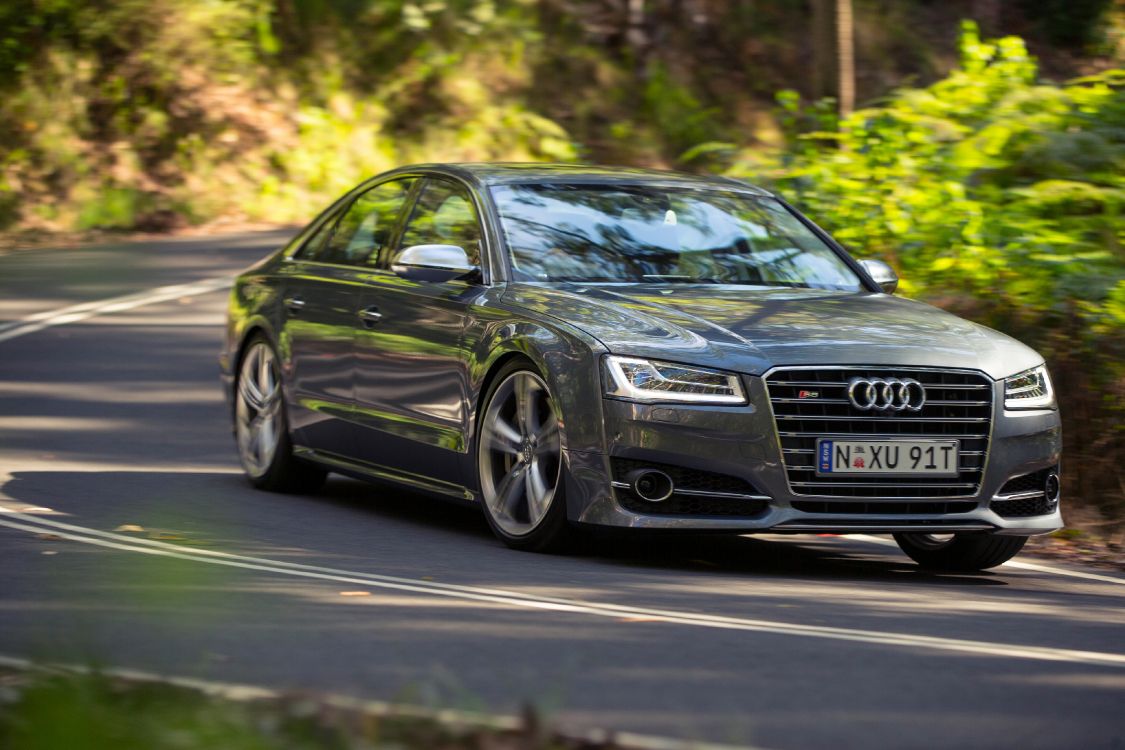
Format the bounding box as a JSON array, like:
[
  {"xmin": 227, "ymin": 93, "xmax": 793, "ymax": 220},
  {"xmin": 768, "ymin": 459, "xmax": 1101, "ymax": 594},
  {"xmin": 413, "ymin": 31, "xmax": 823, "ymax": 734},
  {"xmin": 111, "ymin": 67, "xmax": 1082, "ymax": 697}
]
[{"xmin": 501, "ymin": 283, "xmax": 1041, "ymax": 379}]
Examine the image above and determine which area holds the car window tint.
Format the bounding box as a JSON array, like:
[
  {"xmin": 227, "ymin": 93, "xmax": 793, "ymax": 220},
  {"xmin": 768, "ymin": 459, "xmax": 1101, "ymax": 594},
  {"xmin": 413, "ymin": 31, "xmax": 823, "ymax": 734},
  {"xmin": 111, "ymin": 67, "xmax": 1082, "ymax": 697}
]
[
  {"xmin": 398, "ymin": 180, "xmax": 482, "ymax": 265},
  {"xmin": 491, "ymin": 184, "xmax": 862, "ymax": 290},
  {"xmin": 318, "ymin": 179, "xmax": 414, "ymax": 266},
  {"xmin": 292, "ymin": 210, "xmax": 339, "ymax": 261}
]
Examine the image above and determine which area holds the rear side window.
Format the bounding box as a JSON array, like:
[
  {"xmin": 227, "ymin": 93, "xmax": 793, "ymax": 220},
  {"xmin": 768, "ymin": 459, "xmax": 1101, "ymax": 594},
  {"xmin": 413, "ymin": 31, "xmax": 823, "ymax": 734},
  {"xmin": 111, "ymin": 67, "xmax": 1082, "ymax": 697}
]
[{"xmin": 299, "ymin": 178, "xmax": 415, "ymax": 266}]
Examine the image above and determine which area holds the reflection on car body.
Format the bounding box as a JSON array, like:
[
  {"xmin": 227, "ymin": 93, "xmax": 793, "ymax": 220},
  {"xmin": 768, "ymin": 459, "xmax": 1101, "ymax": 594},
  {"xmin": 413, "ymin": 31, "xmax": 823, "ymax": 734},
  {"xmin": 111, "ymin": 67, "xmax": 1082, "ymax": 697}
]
[{"xmin": 221, "ymin": 163, "xmax": 1062, "ymax": 570}]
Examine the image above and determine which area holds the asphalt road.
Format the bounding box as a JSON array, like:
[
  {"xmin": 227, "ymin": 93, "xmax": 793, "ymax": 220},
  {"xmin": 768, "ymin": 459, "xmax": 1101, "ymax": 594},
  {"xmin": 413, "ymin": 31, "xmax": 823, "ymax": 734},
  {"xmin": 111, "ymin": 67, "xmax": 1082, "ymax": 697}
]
[{"xmin": 1, "ymin": 233, "xmax": 1123, "ymax": 750}]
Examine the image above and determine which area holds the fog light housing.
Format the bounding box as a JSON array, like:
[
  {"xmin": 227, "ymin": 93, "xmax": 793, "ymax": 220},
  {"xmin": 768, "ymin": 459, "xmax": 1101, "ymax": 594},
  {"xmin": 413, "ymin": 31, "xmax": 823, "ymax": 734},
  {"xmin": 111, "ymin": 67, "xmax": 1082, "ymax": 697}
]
[{"xmin": 1045, "ymin": 473, "xmax": 1061, "ymax": 510}]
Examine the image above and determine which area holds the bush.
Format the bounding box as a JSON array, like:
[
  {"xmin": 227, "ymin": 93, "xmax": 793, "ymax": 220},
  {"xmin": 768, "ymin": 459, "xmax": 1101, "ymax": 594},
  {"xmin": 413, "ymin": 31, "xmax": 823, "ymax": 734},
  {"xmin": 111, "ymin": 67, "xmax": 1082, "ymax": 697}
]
[{"xmin": 729, "ymin": 22, "xmax": 1125, "ymax": 526}]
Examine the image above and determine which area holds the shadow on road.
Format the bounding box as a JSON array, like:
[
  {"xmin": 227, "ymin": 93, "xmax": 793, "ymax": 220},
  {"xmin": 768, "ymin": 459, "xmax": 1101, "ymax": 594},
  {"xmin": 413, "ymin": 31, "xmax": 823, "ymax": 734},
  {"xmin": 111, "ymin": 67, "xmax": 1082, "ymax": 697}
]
[{"xmin": 2, "ymin": 468, "xmax": 1007, "ymax": 588}]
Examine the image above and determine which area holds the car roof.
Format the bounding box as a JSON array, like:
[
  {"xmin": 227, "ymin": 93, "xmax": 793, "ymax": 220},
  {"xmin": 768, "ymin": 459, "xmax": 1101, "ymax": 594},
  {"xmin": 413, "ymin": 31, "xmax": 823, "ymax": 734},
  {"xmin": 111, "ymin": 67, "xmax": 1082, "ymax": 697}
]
[{"xmin": 388, "ymin": 162, "xmax": 773, "ymax": 196}]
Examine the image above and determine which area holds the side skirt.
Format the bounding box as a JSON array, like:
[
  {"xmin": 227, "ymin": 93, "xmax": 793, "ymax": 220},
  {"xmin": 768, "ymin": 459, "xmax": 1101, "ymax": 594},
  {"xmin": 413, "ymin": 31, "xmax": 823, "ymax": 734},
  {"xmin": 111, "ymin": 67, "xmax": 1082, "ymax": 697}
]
[{"xmin": 293, "ymin": 446, "xmax": 477, "ymax": 505}]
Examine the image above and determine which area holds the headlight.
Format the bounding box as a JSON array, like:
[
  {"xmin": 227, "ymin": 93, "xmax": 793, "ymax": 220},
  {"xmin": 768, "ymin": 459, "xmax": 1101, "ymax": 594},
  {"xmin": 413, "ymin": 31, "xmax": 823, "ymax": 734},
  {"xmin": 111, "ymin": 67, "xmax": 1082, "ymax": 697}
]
[
  {"xmin": 1004, "ymin": 364, "xmax": 1055, "ymax": 410},
  {"xmin": 603, "ymin": 355, "xmax": 746, "ymax": 405}
]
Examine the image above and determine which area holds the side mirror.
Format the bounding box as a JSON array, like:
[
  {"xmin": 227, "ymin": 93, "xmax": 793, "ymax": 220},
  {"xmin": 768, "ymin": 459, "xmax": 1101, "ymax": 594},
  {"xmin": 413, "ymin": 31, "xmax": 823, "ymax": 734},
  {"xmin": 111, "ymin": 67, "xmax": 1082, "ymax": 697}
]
[
  {"xmin": 391, "ymin": 244, "xmax": 478, "ymax": 281},
  {"xmin": 858, "ymin": 259, "xmax": 899, "ymax": 294}
]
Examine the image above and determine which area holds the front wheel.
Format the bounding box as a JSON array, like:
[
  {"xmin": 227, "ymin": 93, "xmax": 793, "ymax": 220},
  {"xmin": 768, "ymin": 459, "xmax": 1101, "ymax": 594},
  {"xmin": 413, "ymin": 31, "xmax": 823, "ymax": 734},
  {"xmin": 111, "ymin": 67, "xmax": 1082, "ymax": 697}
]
[
  {"xmin": 235, "ymin": 336, "xmax": 326, "ymax": 493},
  {"xmin": 476, "ymin": 359, "xmax": 571, "ymax": 552},
  {"xmin": 893, "ymin": 532, "xmax": 1027, "ymax": 571}
]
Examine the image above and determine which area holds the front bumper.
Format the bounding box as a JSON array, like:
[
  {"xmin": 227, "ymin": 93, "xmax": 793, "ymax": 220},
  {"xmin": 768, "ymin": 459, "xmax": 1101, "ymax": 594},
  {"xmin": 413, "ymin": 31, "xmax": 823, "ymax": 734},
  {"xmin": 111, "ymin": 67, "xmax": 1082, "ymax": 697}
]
[{"xmin": 566, "ymin": 375, "xmax": 1063, "ymax": 535}]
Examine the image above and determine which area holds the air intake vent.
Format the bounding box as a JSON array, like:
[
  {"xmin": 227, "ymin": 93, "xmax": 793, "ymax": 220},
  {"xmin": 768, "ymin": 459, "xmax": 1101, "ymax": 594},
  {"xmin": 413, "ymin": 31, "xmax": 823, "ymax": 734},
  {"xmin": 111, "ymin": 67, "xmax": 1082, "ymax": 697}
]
[
  {"xmin": 992, "ymin": 466, "xmax": 1057, "ymax": 518},
  {"xmin": 610, "ymin": 458, "xmax": 768, "ymax": 517}
]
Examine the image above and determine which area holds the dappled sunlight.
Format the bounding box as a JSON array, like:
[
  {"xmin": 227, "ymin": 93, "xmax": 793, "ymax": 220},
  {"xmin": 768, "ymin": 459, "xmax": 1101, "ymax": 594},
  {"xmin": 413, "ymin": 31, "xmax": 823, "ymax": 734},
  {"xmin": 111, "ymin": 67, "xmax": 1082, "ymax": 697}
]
[
  {"xmin": 0, "ymin": 3, "xmax": 1121, "ymax": 745},
  {"xmin": 0, "ymin": 415, "xmax": 138, "ymax": 433},
  {"xmin": 994, "ymin": 673, "xmax": 1125, "ymax": 690},
  {"xmin": 80, "ymin": 314, "xmax": 227, "ymax": 327},
  {"xmin": 0, "ymin": 380, "xmax": 222, "ymax": 406},
  {"xmin": 0, "ymin": 501, "xmax": 64, "ymax": 516},
  {"xmin": 634, "ymin": 578, "xmax": 1125, "ymax": 625}
]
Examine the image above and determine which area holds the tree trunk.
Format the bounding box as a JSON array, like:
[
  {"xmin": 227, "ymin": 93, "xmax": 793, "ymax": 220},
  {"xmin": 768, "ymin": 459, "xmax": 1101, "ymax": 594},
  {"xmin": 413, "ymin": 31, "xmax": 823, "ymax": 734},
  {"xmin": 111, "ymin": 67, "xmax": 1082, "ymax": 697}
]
[
  {"xmin": 836, "ymin": 0, "xmax": 855, "ymax": 117},
  {"xmin": 972, "ymin": 0, "xmax": 1001, "ymax": 35}
]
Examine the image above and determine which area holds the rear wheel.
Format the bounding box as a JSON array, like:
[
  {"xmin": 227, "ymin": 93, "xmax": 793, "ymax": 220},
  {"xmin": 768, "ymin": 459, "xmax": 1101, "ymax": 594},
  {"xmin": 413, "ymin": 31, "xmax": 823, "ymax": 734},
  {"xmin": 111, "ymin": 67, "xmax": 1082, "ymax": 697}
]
[
  {"xmin": 235, "ymin": 337, "xmax": 326, "ymax": 493},
  {"xmin": 893, "ymin": 532, "xmax": 1027, "ymax": 571},
  {"xmin": 476, "ymin": 359, "xmax": 570, "ymax": 552}
]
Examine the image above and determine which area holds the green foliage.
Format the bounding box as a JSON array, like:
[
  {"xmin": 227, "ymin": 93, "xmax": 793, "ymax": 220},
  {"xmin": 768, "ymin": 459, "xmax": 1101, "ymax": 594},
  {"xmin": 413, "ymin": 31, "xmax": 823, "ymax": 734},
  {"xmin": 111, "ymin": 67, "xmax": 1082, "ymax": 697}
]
[
  {"xmin": 0, "ymin": 0, "xmax": 575, "ymax": 231},
  {"xmin": 730, "ymin": 23, "xmax": 1125, "ymax": 521},
  {"xmin": 746, "ymin": 22, "xmax": 1124, "ymax": 331},
  {"xmin": 0, "ymin": 668, "xmax": 602, "ymax": 750}
]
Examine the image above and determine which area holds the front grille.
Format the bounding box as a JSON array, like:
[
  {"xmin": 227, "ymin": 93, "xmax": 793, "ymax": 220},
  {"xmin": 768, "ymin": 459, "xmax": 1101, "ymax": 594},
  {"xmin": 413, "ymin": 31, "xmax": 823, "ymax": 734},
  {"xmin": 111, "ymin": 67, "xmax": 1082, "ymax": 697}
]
[
  {"xmin": 765, "ymin": 367, "xmax": 993, "ymax": 499},
  {"xmin": 610, "ymin": 458, "xmax": 768, "ymax": 517},
  {"xmin": 791, "ymin": 500, "xmax": 976, "ymax": 515}
]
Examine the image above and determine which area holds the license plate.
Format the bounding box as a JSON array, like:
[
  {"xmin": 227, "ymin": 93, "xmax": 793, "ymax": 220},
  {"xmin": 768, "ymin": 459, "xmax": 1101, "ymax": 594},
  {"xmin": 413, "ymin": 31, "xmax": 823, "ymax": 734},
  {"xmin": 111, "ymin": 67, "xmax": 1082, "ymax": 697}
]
[{"xmin": 816, "ymin": 439, "xmax": 959, "ymax": 477}]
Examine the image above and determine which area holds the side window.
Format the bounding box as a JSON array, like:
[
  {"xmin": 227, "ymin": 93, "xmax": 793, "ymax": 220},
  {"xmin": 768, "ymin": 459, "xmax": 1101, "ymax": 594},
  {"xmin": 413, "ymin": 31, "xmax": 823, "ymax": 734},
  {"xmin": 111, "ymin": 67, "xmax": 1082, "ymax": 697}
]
[
  {"xmin": 318, "ymin": 178, "xmax": 414, "ymax": 266},
  {"xmin": 398, "ymin": 179, "xmax": 482, "ymax": 265},
  {"xmin": 292, "ymin": 210, "xmax": 339, "ymax": 261}
]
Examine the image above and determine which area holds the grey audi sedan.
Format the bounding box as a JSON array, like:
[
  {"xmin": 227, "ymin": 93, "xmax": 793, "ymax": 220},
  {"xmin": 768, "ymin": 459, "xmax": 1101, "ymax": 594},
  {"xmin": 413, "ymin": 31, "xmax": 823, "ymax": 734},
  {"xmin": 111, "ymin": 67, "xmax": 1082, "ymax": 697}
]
[{"xmin": 221, "ymin": 163, "xmax": 1062, "ymax": 570}]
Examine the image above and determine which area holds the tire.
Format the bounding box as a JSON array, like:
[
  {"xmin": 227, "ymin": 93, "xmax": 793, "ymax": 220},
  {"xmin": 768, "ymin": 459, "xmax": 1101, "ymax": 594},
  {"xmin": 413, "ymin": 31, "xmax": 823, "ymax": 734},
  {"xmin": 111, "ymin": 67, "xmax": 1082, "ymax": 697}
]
[
  {"xmin": 893, "ymin": 532, "xmax": 1028, "ymax": 571},
  {"xmin": 475, "ymin": 357, "xmax": 572, "ymax": 552},
  {"xmin": 234, "ymin": 336, "xmax": 326, "ymax": 494}
]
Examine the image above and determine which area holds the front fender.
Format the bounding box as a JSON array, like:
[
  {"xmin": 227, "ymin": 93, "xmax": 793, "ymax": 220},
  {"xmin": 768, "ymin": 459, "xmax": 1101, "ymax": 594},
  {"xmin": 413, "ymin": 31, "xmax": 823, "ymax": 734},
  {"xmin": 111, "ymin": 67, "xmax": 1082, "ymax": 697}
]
[{"xmin": 466, "ymin": 290, "xmax": 608, "ymax": 459}]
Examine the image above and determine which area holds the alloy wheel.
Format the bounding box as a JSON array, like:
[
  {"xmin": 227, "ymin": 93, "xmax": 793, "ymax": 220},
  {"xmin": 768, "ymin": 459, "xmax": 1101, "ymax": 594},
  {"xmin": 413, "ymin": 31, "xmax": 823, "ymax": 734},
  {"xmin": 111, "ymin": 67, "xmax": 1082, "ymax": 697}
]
[
  {"xmin": 478, "ymin": 370, "xmax": 561, "ymax": 537},
  {"xmin": 236, "ymin": 342, "xmax": 283, "ymax": 478}
]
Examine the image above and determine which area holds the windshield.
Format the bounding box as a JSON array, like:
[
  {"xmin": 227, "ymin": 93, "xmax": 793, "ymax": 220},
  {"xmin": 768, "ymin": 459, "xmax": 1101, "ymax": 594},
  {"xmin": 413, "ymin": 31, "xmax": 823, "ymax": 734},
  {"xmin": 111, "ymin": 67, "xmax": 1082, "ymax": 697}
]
[{"xmin": 491, "ymin": 183, "xmax": 863, "ymax": 290}]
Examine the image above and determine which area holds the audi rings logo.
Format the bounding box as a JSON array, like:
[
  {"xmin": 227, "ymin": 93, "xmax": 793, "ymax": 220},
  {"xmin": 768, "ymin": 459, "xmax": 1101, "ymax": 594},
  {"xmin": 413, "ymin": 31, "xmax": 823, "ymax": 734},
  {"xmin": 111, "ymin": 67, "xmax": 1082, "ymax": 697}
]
[{"xmin": 847, "ymin": 377, "xmax": 926, "ymax": 412}]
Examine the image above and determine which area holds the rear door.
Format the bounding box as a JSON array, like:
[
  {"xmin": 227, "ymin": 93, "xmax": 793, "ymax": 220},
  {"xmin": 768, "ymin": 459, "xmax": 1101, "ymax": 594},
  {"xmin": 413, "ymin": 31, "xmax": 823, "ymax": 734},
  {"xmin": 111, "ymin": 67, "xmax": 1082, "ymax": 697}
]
[
  {"xmin": 352, "ymin": 177, "xmax": 489, "ymax": 486},
  {"xmin": 280, "ymin": 177, "xmax": 415, "ymax": 459}
]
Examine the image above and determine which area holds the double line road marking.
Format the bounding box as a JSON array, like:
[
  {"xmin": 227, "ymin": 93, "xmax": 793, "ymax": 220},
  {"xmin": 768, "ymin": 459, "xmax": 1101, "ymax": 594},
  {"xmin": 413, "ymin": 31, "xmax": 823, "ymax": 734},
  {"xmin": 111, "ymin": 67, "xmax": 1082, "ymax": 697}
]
[{"xmin": 2, "ymin": 507, "xmax": 1124, "ymax": 669}]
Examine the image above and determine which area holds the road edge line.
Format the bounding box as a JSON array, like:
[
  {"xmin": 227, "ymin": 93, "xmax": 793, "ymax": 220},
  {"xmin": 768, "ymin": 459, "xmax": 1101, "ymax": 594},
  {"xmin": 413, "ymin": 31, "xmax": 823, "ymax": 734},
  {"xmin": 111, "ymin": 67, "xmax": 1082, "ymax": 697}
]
[
  {"xmin": 3, "ymin": 510, "xmax": 1125, "ymax": 669},
  {"xmin": 0, "ymin": 276, "xmax": 232, "ymax": 343}
]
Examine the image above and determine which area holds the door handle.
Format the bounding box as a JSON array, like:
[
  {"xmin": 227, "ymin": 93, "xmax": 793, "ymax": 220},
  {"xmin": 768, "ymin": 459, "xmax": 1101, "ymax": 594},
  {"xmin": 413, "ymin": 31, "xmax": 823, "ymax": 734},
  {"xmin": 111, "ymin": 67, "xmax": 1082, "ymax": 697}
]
[
  {"xmin": 358, "ymin": 306, "xmax": 382, "ymax": 327},
  {"xmin": 284, "ymin": 296, "xmax": 306, "ymax": 313}
]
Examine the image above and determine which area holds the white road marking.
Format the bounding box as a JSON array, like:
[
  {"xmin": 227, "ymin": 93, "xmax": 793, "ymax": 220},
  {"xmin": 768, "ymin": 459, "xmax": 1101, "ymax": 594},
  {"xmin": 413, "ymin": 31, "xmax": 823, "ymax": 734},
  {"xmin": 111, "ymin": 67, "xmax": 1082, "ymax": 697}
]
[
  {"xmin": 3, "ymin": 510, "xmax": 1124, "ymax": 668},
  {"xmin": 846, "ymin": 534, "xmax": 1125, "ymax": 586},
  {"xmin": 1, "ymin": 274, "xmax": 1117, "ymax": 591},
  {"xmin": 0, "ymin": 276, "xmax": 232, "ymax": 343},
  {"xmin": 0, "ymin": 654, "xmax": 760, "ymax": 750}
]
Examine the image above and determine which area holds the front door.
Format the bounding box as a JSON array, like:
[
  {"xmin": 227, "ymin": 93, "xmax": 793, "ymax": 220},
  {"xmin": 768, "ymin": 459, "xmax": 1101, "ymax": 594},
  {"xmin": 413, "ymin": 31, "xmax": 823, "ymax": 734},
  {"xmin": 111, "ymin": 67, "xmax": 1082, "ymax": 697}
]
[
  {"xmin": 282, "ymin": 177, "xmax": 415, "ymax": 459},
  {"xmin": 352, "ymin": 177, "xmax": 488, "ymax": 488}
]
